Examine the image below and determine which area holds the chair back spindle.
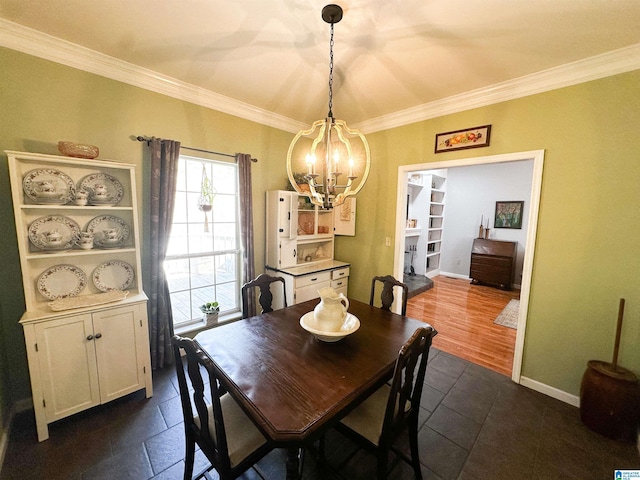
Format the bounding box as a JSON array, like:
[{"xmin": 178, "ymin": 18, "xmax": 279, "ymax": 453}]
[
  {"xmin": 370, "ymin": 275, "xmax": 409, "ymax": 316},
  {"xmin": 241, "ymin": 273, "xmax": 287, "ymax": 318}
]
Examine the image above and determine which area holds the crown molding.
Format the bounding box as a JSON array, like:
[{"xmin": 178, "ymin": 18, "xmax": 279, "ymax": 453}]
[
  {"xmin": 0, "ymin": 18, "xmax": 307, "ymax": 134},
  {"xmin": 355, "ymin": 43, "xmax": 640, "ymax": 134},
  {"xmin": 2, "ymin": 18, "xmax": 639, "ymax": 135}
]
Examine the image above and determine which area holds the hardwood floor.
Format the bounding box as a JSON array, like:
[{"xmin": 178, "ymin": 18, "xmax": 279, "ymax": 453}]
[{"xmin": 406, "ymin": 275, "xmax": 520, "ymax": 376}]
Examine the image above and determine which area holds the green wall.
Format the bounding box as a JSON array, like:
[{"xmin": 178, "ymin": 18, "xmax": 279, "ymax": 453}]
[
  {"xmin": 0, "ymin": 48, "xmax": 293, "ymax": 410},
  {"xmin": 1, "ymin": 46, "xmax": 639, "ymax": 429},
  {"xmin": 338, "ymin": 71, "xmax": 640, "ymax": 394}
]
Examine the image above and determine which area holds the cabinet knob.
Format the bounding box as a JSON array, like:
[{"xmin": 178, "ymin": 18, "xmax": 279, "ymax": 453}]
[
  {"xmin": 95, "ymin": 333, "xmax": 102, "ymax": 339},
  {"xmin": 86, "ymin": 335, "xmax": 94, "ymax": 341}
]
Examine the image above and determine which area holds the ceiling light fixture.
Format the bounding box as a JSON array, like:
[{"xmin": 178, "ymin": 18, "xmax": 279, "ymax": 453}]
[{"xmin": 286, "ymin": 4, "xmax": 370, "ymax": 209}]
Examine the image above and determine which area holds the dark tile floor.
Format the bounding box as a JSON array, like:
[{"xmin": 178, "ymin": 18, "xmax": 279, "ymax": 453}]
[
  {"xmin": 403, "ymin": 274, "xmax": 434, "ymax": 298},
  {"xmin": 2, "ymin": 348, "xmax": 638, "ymax": 480}
]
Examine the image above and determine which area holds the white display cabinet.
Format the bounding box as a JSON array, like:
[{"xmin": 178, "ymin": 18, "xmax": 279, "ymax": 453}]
[
  {"xmin": 265, "ymin": 190, "xmax": 350, "ymax": 304},
  {"xmin": 6, "ymin": 150, "xmax": 153, "ymax": 441}
]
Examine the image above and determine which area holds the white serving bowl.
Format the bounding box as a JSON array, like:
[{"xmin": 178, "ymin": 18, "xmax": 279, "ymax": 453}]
[{"xmin": 300, "ymin": 312, "xmax": 360, "ymax": 342}]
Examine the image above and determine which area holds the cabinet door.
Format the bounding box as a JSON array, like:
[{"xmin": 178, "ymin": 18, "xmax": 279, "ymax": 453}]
[
  {"xmin": 92, "ymin": 305, "xmax": 146, "ymax": 403},
  {"xmin": 278, "ymin": 192, "xmax": 298, "ymax": 240},
  {"xmin": 279, "ymin": 238, "xmax": 297, "ymax": 268},
  {"xmin": 34, "ymin": 314, "xmax": 100, "ymax": 423}
]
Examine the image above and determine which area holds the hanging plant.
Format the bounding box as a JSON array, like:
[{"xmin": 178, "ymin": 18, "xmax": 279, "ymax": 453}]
[{"xmin": 197, "ymin": 164, "xmax": 216, "ymax": 231}]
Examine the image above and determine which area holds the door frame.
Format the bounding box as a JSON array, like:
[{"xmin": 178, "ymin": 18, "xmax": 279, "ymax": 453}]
[{"xmin": 394, "ymin": 150, "xmax": 545, "ymax": 383}]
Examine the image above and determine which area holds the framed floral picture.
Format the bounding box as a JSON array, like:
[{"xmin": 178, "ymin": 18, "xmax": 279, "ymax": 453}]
[
  {"xmin": 494, "ymin": 201, "xmax": 524, "ymax": 229},
  {"xmin": 435, "ymin": 125, "xmax": 491, "ymax": 153}
]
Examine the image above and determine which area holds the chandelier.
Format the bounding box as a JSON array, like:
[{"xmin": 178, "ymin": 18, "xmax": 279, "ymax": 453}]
[{"xmin": 286, "ymin": 4, "xmax": 371, "ymax": 209}]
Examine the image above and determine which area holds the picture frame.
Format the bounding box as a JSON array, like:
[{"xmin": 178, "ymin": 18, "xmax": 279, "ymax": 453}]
[
  {"xmin": 434, "ymin": 124, "xmax": 491, "ymax": 153},
  {"xmin": 494, "ymin": 201, "xmax": 524, "ymax": 229}
]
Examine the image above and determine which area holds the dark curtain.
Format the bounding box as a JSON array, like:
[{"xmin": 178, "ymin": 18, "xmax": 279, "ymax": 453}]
[
  {"xmin": 237, "ymin": 153, "xmax": 255, "ymax": 316},
  {"xmin": 148, "ymin": 138, "xmax": 180, "ymax": 368}
]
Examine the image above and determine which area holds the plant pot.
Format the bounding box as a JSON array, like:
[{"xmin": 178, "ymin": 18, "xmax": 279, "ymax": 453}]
[{"xmin": 203, "ymin": 312, "xmax": 219, "ymax": 327}]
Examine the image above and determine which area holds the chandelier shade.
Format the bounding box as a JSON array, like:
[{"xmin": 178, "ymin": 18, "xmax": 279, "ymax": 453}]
[{"xmin": 286, "ymin": 4, "xmax": 371, "ymax": 209}]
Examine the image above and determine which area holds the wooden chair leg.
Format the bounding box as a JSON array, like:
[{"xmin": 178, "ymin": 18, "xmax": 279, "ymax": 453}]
[
  {"xmin": 376, "ymin": 448, "xmax": 389, "ymax": 480},
  {"xmin": 298, "ymin": 447, "xmax": 305, "ymax": 477},
  {"xmin": 184, "ymin": 436, "xmax": 196, "ymax": 480},
  {"xmin": 408, "ymin": 422, "xmax": 422, "ymax": 480}
]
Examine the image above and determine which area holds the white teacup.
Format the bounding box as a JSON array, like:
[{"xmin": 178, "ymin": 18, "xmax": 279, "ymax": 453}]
[
  {"xmin": 93, "ymin": 184, "xmax": 110, "ymax": 198},
  {"xmin": 75, "ymin": 190, "xmax": 89, "ymax": 204},
  {"xmin": 78, "ymin": 241, "xmax": 93, "ymax": 250},
  {"xmin": 43, "ymin": 230, "xmax": 63, "ymax": 245},
  {"xmin": 102, "ymin": 228, "xmax": 120, "ymax": 243},
  {"xmin": 35, "ymin": 180, "xmax": 60, "ymax": 198}
]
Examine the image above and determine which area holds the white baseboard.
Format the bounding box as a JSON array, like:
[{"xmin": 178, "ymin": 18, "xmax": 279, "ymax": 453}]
[
  {"xmin": 520, "ymin": 376, "xmax": 580, "ymax": 407},
  {"xmin": 439, "ymin": 271, "xmax": 469, "ymax": 280}
]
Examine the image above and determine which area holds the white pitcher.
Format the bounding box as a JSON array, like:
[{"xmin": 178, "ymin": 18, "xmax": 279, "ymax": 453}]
[{"xmin": 313, "ymin": 287, "xmax": 349, "ymax": 332}]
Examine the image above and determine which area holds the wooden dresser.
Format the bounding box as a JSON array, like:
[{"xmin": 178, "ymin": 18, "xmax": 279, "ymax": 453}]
[{"xmin": 470, "ymin": 238, "xmax": 517, "ymax": 290}]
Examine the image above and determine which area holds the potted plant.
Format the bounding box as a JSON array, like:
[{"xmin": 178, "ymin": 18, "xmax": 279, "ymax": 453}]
[
  {"xmin": 200, "ymin": 301, "xmax": 220, "ymax": 326},
  {"xmin": 287, "ymin": 172, "xmax": 310, "ymax": 192}
]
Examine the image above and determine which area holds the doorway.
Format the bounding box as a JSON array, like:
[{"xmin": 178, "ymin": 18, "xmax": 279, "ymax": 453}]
[{"xmin": 393, "ymin": 150, "xmax": 545, "ymax": 383}]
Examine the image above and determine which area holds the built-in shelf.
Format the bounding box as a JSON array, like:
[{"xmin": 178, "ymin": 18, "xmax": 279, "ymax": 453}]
[{"xmin": 406, "ymin": 171, "xmax": 446, "ymax": 278}]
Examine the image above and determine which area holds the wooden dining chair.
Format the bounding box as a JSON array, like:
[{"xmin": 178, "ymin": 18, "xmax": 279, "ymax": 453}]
[
  {"xmin": 171, "ymin": 335, "xmax": 274, "ymax": 480},
  {"xmin": 333, "ymin": 326, "xmax": 437, "ymax": 480},
  {"xmin": 370, "ymin": 275, "xmax": 409, "ymax": 316},
  {"xmin": 241, "ymin": 273, "xmax": 287, "ymax": 319}
]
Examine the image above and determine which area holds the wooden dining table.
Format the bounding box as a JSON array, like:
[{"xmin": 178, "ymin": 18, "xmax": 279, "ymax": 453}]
[{"xmin": 194, "ymin": 298, "xmax": 429, "ymax": 479}]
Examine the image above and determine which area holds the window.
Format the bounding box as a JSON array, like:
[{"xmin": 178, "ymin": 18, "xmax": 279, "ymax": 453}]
[{"xmin": 164, "ymin": 154, "xmax": 241, "ymax": 328}]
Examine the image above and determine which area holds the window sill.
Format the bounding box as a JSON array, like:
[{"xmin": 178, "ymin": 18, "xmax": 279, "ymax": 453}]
[{"xmin": 174, "ymin": 312, "xmax": 243, "ymax": 336}]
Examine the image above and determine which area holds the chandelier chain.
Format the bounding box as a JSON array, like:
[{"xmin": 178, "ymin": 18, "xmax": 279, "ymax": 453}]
[{"xmin": 328, "ymin": 22, "xmax": 334, "ymax": 118}]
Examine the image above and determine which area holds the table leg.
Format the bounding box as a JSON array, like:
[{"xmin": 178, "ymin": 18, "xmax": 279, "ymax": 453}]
[{"xmin": 285, "ymin": 447, "xmax": 302, "ymax": 480}]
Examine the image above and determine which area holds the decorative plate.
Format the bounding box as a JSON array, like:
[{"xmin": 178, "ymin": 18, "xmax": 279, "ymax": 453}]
[
  {"xmin": 92, "ymin": 260, "xmax": 134, "ymax": 292},
  {"xmin": 23, "ymin": 168, "xmax": 75, "ymax": 204},
  {"xmin": 37, "ymin": 264, "xmax": 87, "ymax": 300},
  {"xmin": 28, "ymin": 215, "xmax": 81, "ymax": 251},
  {"xmin": 78, "ymin": 173, "xmax": 124, "ymax": 206},
  {"xmin": 85, "ymin": 215, "xmax": 130, "ymax": 248},
  {"xmin": 299, "ymin": 312, "xmax": 360, "ymax": 342}
]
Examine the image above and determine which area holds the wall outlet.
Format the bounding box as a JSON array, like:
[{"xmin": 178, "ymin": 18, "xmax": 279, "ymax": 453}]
[{"xmin": 385, "ymin": 237, "xmax": 391, "ymax": 247}]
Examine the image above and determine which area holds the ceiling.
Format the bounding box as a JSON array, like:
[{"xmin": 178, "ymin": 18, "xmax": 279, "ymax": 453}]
[{"xmin": 2, "ymin": 0, "xmax": 640, "ymax": 131}]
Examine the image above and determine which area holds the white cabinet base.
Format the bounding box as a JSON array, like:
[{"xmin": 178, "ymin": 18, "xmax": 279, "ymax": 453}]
[
  {"xmin": 266, "ymin": 261, "xmax": 350, "ymax": 306},
  {"xmin": 22, "ymin": 300, "xmax": 153, "ymax": 441}
]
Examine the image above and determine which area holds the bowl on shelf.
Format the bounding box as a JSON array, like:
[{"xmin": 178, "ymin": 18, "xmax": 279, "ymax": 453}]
[
  {"xmin": 299, "ymin": 311, "xmax": 360, "ymax": 342},
  {"xmin": 58, "ymin": 141, "xmax": 99, "ymax": 159}
]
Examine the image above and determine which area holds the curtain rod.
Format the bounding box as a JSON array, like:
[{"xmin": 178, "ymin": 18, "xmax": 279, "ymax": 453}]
[{"xmin": 135, "ymin": 136, "xmax": 257, "ymax": 162}]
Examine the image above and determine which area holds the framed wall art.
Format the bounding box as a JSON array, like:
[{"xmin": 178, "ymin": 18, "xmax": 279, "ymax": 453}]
[
  {"xmin": 494, "ymin": 201, "xmax": 524, "ymax": 229},
  {"xmin": 434, "ymin": 125, "xmax": 491, "ymax": 153}
]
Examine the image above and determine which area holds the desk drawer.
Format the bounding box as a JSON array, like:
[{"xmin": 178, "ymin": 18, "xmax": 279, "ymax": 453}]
[
  {"xmin": 331, "ymin": 278, "xmax": 348, "ymax": 290},
  {"xmin": 471, "ymin": 254, "xmax": 512, "ymax": 268},
  {"xmin": 295, "ymin": 281, "xmax": 331, "ymax": 303},
  {"xmin": 331, "ymin": 267, "xmax": 350, "ymax": 280},
  {"xmin": 295, "ymin": 271, "xmax": 331, "ymax": 288}
]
